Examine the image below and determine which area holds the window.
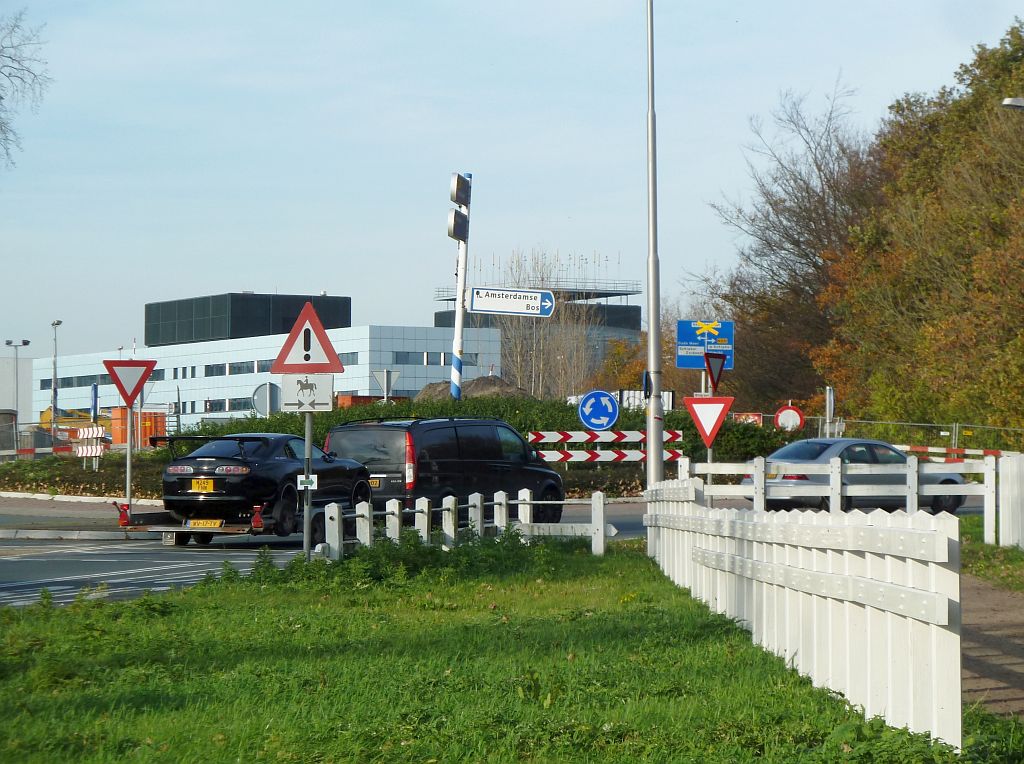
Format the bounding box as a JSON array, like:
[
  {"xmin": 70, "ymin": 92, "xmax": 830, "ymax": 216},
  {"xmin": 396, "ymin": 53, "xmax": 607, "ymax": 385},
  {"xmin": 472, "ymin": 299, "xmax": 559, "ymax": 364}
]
[
  {"xmin": 338, "ymin": 352, "xmax": 358, "ymax": 366},
  {"xmin": 416, "ymin": 427, "xmax": 459, "ymax": 463},
  {"xmin": 870, "ymin": 444, "xmax": 906, "ymax": 465},
  {"xmin": 74, "ymin": 375, "xmax": 99, "ymax": 387},
  {"xmin": 841, "ymin": 445, "xmax": 872, "ymax": 464},
  {"xmin": 190, "ymin": 401, "xmax": 196, "ymax": 414},
  {"xmin": 173, "ymin": 368, "xmax": 178, "ymax": 380},
  {"xmin": 463, "ymin": 353, "xmax": 478, "ymax": 366},
  {"xmin": 497, "ymin": 426, "xmax": 527, "ymax": 463},
  {"xmin": 229, "ymin": 361, "xmax": 255, "ymax": 375},
  {"xmin": 257, "ymin": 359, "xmax": 274, "ymax": 373},
  {"xmin": 426, "ymin": 352, "xmax": 443, "ymax": 366},
  {"xmin": 206, "ymin": 399, "xmax": 226, "ymax": 413},
  {"xmin": 205, "ymin": 364, "xmax": 226, "ymax": 377},
  {"xmin": 150, "ymin": 368, "xmax": 165, "ymax": 381},
  {"xmin": 58, "ymin": 377, "xmax": 74, "ymax": 389},
  {"xmin": 99, "ymin": 374, "xmax": 111, "ymax": 385},
  {"xmin": 456, "ymin": 424, "xmax": 501, "ymax": 459},
  {"xmin": 228, "ymin": 397, "xmax": 253, "ymax": 412},
  {"xmin": 394, "ymin": 351, "xmax": 423, "ymax": 365},
  {"xmin": 39, "ymin": 378, "xmax": 51, "ymax": 391}
]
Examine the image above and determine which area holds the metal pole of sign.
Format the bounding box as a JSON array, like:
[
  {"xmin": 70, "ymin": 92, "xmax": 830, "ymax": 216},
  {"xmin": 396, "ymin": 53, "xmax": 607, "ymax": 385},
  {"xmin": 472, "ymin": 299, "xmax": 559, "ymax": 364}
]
[
  {"xmin": 303, "ymin": 411, "xmax": 313, "ymax": 561},
  {"xmin": 126, "ymin": 402, "xmax": 134, "ymax": 523},
  {"xmin": 448, "ymin": 173, "xmax": 471, "ymax": 401}
]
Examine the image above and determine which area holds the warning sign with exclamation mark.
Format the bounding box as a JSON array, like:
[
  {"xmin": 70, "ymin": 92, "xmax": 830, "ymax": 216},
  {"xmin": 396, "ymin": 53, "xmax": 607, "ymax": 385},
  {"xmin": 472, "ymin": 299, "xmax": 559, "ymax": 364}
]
[{"xmin": 270, "ymin": 302, "xmax": 345, "ymax": 374}]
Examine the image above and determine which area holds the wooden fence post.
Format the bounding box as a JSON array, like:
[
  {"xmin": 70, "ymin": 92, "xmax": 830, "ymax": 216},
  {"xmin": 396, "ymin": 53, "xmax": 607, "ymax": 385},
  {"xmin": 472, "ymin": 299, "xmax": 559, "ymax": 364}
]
[
  {"xmin": 415, "ymin": 497, "xmax": 431, "ymax": 543},
  {"xmin": 442, "ymin": 495, "xmax": 458, "ymax": 551},
  {"xmin": 468, "ymin": 492, "xmax": 484, "ymax": 535}
]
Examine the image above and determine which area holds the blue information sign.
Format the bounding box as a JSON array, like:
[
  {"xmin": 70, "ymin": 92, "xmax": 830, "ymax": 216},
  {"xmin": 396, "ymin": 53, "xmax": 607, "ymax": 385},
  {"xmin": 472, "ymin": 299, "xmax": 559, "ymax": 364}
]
[
  {"xmin": 577, "ymin": 390, "xmax": 619, "ymax": 431},
  {"xmin": 676, "ymin": 320, "xmax": 734, "ymax": 370}
]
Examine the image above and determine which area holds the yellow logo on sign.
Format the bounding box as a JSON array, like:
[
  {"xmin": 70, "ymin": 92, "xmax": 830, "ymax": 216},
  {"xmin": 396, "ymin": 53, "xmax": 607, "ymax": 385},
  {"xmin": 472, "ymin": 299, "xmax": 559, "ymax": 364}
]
[{"xmin": 695, "ymin": 321, "xmax": 720, "ymax": 337}]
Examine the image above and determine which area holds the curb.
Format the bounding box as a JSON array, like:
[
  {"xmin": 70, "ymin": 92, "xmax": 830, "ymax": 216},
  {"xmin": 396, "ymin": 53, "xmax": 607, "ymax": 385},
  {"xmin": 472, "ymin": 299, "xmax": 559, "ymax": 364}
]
[
  {"xmin": 0, "ymin": 491, "xmax": 163, "ymax": 506},
  {"xmin": 0, "ymin": 529, "xmax": 162, "ymax": 540}
]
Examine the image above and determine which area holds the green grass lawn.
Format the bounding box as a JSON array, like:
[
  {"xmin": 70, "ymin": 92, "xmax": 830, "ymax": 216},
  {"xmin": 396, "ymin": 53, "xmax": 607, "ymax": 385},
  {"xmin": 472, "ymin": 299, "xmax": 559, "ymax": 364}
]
[
  {"xmin": 1, "ymin": 535, "xmax": 1022, "ymax": 762},
  {"xmin": 960, "ymin": 515, "xmax": 1024, "ymax": 592}
]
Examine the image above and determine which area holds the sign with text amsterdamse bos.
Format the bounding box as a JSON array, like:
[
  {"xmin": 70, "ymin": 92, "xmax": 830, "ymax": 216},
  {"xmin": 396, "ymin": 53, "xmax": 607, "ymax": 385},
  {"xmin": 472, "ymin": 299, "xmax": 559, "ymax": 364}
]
[{"xmin": 677, "ymin": 320, "xmax": 734, "ymax": 370}]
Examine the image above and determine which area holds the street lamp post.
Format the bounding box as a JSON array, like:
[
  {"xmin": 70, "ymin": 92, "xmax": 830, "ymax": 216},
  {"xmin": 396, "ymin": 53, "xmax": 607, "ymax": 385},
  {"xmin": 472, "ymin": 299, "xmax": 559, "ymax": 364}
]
[
  {"xmin": 4, "ymin": 339, "xmax": 30, "ymax": 445},
  {"xmin": 50, "ymin": 320, "xmax": 62, "ymax": 447}
]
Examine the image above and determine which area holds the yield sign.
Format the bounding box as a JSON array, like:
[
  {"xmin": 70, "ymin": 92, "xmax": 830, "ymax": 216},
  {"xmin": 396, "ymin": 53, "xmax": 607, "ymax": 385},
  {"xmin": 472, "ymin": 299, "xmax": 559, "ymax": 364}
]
[
  {"xmin": 103, "ymin": 360, "xmax": 157, "ymax": 407},
  {"xmin": 684, "ymin": 396, "xmax": 734, "ymax": 448},
  {"xmin": 704, "ymin": 352, "xmax": 726, "ymax": 393},
  {"xmin": 270, "ymin": 302, "xmax": 344, "ymax": 374}
]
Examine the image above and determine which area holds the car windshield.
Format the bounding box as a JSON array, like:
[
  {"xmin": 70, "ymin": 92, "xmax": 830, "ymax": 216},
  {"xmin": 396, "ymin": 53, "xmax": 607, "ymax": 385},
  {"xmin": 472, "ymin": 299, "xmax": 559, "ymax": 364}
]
[
  {"xmin": 330, "ymin": 429, "xmax": 405, "ymax": 465},
  {"xmin": 186, "ymin": 439, "xmax": 269, "ymax": 459},
  {"xmin": 770, "ymin": 441, "xmax": 833, "ymax": 461}
]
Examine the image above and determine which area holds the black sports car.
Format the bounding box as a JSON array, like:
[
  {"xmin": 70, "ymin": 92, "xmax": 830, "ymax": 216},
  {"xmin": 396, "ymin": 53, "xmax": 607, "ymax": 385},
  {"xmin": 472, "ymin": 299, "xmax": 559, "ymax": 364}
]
[{"xmin": 151, "ymin": 433, "xmax": 371, "ymax": 542}]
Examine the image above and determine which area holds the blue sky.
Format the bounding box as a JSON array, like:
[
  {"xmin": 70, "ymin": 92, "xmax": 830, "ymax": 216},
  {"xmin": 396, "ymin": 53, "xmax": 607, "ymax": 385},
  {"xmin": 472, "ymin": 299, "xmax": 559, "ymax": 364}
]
[{"xmin": 3, "ymin": 1, "xmax": 1021, "ymax": 356}]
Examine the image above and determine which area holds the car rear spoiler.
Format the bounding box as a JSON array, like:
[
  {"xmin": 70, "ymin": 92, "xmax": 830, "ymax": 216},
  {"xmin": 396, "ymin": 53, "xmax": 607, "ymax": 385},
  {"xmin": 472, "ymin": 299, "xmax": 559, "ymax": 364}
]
[{"xmin": 149, "ymin": 435, "xmax": 271, "ymax": 458}]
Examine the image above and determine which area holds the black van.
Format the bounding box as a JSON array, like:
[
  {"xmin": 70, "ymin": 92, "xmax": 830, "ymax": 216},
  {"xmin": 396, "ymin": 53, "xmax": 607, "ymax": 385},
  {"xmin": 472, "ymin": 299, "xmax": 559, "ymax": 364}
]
[{"xmin": 324, "ymin": 418, "xmax": 564, "ymax": 522}]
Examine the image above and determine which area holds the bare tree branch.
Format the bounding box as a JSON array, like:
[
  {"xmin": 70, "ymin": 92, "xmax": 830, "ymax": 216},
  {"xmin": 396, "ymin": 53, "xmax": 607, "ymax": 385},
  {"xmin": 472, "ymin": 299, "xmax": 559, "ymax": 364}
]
[{"xmin": 0, "ymin": 8, "xmax": 52, "ymax": 168}]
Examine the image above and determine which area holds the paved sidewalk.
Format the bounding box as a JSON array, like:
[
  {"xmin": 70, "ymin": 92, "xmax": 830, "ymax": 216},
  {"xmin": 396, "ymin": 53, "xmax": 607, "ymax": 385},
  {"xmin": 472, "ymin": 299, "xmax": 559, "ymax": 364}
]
[{"xmin": 0, "ymin": 492, "xmax": 169, "ymax": 539}]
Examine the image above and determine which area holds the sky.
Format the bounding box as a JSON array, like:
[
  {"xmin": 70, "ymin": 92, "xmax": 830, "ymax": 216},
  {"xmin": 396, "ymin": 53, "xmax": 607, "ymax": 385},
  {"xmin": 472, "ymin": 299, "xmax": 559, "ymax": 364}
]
[{"xmin": 2, "ymin": 1, "xmax": 1022, "ymax": 357}]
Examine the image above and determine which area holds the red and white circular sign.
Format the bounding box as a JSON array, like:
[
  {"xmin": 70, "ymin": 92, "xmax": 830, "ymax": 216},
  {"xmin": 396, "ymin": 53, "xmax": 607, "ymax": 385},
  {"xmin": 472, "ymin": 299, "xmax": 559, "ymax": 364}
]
[{"xmin": 773, "ymin": 404, "xmax": 805, "ymax": 431}]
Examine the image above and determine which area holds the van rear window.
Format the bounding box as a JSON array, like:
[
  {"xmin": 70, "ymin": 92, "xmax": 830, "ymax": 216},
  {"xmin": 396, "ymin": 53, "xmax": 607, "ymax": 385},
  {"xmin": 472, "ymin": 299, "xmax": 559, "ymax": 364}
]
[{"xmin": 329, "ymin": 429, "xmax": 405, "ymax": 465}]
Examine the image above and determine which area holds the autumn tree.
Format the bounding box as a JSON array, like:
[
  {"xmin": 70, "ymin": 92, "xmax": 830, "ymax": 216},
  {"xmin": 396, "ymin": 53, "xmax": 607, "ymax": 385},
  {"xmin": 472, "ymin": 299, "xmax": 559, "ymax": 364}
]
[
  {"xmin": 692, "ymin": 87, "xmax": 885, "ymax": 412},
  {"xmin": 0, "ymin": 9, "xmax": 51, "ymax": 167}
]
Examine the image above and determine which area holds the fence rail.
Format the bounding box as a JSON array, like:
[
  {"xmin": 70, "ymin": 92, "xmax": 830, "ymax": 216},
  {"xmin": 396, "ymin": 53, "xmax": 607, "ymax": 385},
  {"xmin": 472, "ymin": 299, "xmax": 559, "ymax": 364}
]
[
  {"xmin": 316, "ymin": 489, "xmax": 616, "ymax": 560},
  {"xmin": 644, "ymin": 478, "xmax": 962, "ymax": 748}
]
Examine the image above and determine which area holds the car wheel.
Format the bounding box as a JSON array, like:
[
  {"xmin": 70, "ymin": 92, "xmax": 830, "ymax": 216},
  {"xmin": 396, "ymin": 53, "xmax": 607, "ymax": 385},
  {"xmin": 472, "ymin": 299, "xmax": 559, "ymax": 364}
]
[
  {"xmin": 311, "ymin": 513, "xmax": 326, "ymax": 546},
  {"xmin": 173, "ymin": 532, "xmax": 190, "ymax": 546},
  {"xmin": 931, "ymin": 485, "xmax": 960, "ymax": 514},
  {"xmin": 539, "ymin": 488, "xmax": 563, "ymax": 523},
  {"xmin": 192, "ymin": 532, "xmax": 214, "ymax": 545},
  {"xmin": 275, "ymin": 487, "xmax": 298, "ymax": 537}
]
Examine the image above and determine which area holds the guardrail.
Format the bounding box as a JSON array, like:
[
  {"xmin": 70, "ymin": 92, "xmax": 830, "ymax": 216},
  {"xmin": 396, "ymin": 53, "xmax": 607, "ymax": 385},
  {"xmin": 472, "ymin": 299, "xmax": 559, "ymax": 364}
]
[{"xmin": 316, "ymin": 489, "xmax": 619, "ymax": 561}]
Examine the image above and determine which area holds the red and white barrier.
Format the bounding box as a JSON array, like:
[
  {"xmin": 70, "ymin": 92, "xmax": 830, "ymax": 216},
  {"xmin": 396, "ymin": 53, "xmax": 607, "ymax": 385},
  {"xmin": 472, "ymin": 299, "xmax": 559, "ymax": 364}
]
[
  {"xmin": 536, "ymin": 449, "xmax": 689, "ymax": 463},
  {"xmin": 529, "ymin": 430, "xmax": 685, "ymax": 444}
]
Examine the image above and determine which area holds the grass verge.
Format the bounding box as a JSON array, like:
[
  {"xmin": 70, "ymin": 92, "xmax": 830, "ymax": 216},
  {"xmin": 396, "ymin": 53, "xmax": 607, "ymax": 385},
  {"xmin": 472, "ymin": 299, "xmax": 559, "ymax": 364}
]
[
  {"xmin": 1, "ymin": 534, "xmax": 1022, "ymax": 762},
  {"xmin": 961, "ymin": 515, "xmax": 1024, "ymax": 592}
]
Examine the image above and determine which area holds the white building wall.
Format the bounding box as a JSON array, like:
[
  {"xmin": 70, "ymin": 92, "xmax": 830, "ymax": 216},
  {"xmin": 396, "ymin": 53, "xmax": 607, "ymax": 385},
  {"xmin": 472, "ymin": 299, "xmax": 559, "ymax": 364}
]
[{"xmin": 30, "ymin": 325, "xmax": 501, "ymax": 431}]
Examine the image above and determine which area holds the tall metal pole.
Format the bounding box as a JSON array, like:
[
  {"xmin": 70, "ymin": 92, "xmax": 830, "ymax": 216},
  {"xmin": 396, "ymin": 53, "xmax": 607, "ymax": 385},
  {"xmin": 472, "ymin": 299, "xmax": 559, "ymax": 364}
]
[
  {"xmin": 449, "ymin": 172, "xmax": 472, "ymax": 400},
  {"xmin": 5, "ymin": 340, "xmax": 29, "ymax": 439},
  {"xmin": 645, "ymin": 0, "xmax": 665, "ymax": 486},
  {"xmin": 50, "ymin": 320, "xmax": 62, "ymax": 447}
]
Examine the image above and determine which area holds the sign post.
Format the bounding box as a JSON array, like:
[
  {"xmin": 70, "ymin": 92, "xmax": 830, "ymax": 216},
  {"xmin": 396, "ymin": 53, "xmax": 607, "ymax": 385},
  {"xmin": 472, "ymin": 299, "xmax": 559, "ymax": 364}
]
[
  {"xmin": 271, "ymin": 302, "xmax": 344, "ymax": 559},
  {"xmin": 447, "ymin": 172, "xmax": 472, "ymax": 400},
  {"xmin": 103, "ymin": 359, "xmax": 157, "ymax": 523}
]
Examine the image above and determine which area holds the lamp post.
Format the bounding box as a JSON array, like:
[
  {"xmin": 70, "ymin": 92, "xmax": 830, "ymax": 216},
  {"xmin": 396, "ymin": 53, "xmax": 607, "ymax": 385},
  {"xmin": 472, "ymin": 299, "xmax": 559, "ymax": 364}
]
[
  {"xmin": 4, "ymin": 339, "xmax": 29, "ymax": 444},
  {"xmin": 50, "ymin": 320, "xmax": 61, "ymax": 446}
]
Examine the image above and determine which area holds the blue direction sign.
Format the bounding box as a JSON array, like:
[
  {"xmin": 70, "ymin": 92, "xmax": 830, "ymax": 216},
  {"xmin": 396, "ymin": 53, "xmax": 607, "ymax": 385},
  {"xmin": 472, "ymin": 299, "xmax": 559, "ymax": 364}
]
[
  {"xmin": 469, "ymin": 287, "xmax": 555, "ymax": 317},
  {"xmin": 578, "ymin": 390, "xmax": 619, "ymax": 431},
  {"xmin": 676, "ymin": 320, "xmax": 734, "ymax": 370}
]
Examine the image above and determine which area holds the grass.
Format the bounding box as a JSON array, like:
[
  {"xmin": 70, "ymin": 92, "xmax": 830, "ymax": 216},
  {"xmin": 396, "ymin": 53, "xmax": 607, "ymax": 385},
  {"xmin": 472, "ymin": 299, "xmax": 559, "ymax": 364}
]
[
  {"xmin": 1, "ymin": 535, "xmax": 1022, "ymax": 762},
  {"xmin": 960, "ymin": 515, "xmax": 1024, "ymax": 592}
]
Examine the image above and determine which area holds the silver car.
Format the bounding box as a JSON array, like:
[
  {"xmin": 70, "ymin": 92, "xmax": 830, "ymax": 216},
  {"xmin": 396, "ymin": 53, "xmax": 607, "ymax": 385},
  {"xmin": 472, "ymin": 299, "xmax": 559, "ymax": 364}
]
[{"xmin": 743, "ymin": 438, "xmax": 966, "ymax": 513}]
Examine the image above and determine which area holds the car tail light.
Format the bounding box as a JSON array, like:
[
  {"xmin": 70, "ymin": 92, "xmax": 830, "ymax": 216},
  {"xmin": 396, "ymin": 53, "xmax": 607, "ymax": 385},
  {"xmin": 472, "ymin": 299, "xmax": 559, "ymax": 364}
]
[
  {"xmin": 742, "ymin": 474, "xmax": 752, "ymax": 479},
  {"xmin": 251, "ymin": 505, "xmax": 264, "ymax": 529},
  {"xmin": 167, "ymin": 465, "xmax": 193, "ymax": 474},
  {"xmin": 781, "ymin": 474, "xmax": 808, "ymax": 480},
  {"xmin": 215, "ymin": 465, "xmax": 250, "ymax": 475},
  {"xmin": 404, "ymin": 431, "xmax": 416, "ymax": 491}
]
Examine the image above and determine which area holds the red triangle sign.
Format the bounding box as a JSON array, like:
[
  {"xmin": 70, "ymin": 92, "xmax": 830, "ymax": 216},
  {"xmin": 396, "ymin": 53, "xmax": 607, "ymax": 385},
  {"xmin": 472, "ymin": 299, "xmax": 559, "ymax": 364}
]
[
  {"xmin": 103, "ymin": 360, "xmax": 157, "ymax": 407},
  {"xmin": 684, "ymin": 396, "xmax": 734, "ymax": 448},
  {"xmin": 270, "ymin": 302, "xmax": 344, "ymax": 374},
  {"xmin": 704, "ymin": 352, "xmax": 726, "ymax": 393}
]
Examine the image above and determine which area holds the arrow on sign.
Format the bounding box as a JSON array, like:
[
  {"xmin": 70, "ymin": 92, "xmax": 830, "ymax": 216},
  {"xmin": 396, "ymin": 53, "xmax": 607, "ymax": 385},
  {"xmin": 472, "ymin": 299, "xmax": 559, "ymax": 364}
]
[{"xmin": 684, "ymin": 396, "xmax": 735, "ymax": 448}]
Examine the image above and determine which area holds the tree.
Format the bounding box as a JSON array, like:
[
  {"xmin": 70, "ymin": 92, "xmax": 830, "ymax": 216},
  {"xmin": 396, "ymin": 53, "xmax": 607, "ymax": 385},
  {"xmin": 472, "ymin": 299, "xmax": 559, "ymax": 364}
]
[
  {"xmin": 490, "ymin": 250, "xmax": 604, "ymax": 400},
  {"xmin": 691, "ymin": 87, "xmax": 885, "ymax": 412},
  {"xmin": 0, "ymin": 9, "xmax": 51, "ymax": 168}
]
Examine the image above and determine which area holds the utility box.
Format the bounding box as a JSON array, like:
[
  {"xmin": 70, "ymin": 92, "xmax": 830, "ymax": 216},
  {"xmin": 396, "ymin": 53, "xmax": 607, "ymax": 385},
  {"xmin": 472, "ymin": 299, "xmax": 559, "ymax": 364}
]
[{"xmin": 110, "ymin": 407, "xmax": 167, "ymax": 446}]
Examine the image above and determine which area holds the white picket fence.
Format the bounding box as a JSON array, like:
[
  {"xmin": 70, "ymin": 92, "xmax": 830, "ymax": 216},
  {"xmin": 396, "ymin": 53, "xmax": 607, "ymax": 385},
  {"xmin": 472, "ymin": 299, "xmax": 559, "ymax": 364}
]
[
  {"xmin": 318, "ymin": 488, "xmax": 617, "ymax": 560},
  {"xmin": 644, "ymin": 477, "xmax": 962, "ymax": 748}
]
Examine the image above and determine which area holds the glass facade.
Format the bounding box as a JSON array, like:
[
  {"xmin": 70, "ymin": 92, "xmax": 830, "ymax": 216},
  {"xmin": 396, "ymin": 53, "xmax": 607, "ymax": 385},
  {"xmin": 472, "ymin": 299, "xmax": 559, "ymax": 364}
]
[{"xmin": 144, "ymin": 293, "xmax": 352, "ymax": 347}]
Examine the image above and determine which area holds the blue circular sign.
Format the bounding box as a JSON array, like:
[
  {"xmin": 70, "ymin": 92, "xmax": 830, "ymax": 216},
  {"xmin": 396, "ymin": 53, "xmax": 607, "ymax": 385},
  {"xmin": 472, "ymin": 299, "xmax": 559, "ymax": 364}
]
[{"xmin": 578, "ymin": 390, "xmax": 619, "ymax": 431}]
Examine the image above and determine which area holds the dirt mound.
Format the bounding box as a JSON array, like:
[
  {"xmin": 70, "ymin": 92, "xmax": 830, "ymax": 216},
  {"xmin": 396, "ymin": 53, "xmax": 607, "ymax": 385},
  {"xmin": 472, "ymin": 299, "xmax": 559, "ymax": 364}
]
[{"xmin": 414, "ymin": 376, "xmax": 533, "ymax": 402}]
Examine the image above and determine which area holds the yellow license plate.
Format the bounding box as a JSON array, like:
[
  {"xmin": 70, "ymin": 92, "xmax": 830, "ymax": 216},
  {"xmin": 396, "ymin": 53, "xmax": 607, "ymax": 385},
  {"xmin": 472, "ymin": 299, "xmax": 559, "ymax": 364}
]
[
  {"xmin": 188, "ymin": 518, "xmax": 224, "ymax": 529},
  {"xmin": 191, "ymin": 478, "xmax": 214, "ymax": 492},
  {"xmin": 369, "ymin": 478, "xmax": 381, "ymax": 488}
]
